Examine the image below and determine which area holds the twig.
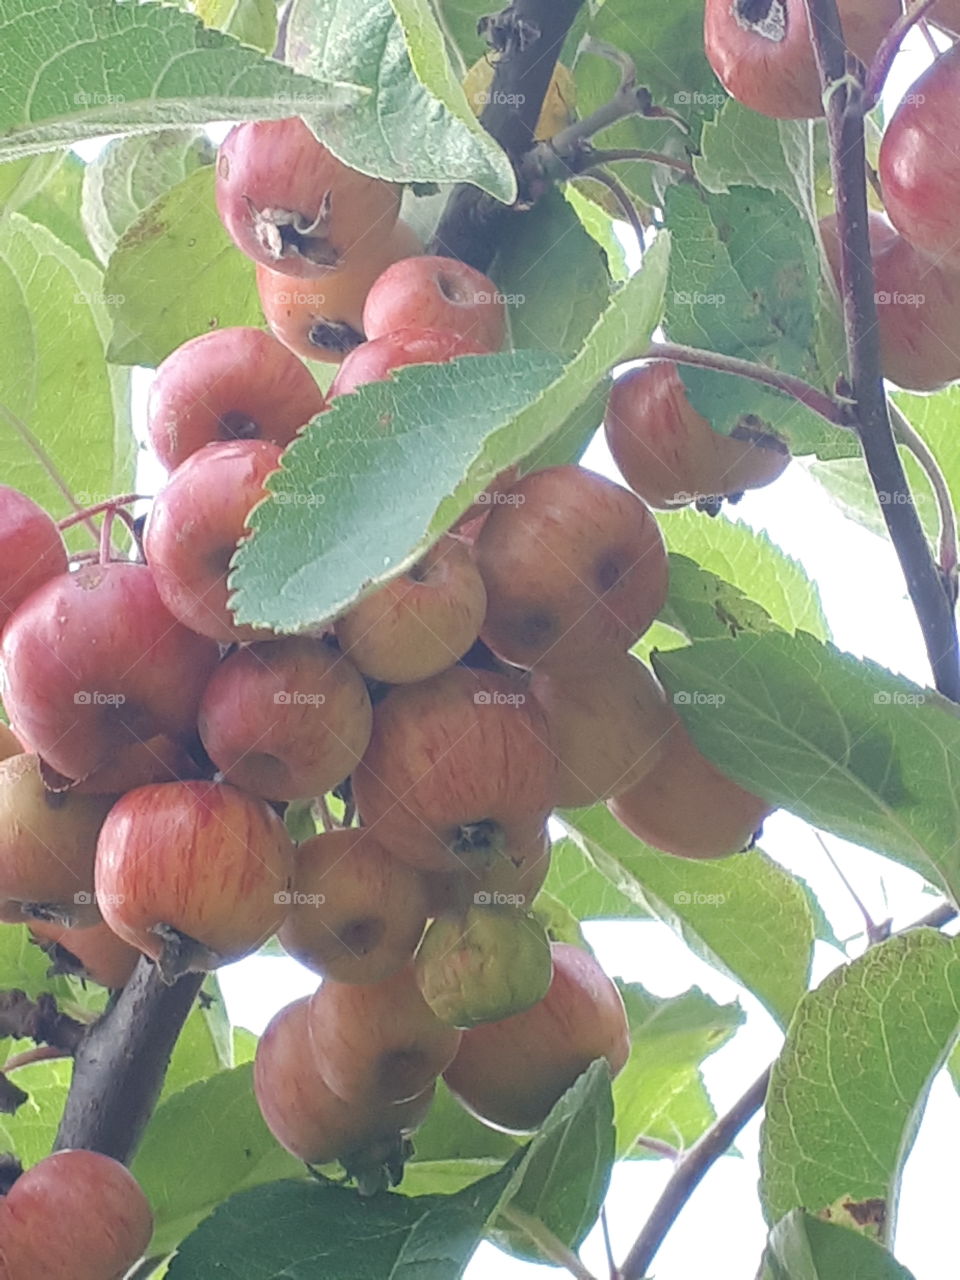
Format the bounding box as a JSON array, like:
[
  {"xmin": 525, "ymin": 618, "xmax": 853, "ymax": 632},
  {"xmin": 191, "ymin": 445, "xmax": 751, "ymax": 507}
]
[
  {"xmin": 57, "ymin": 495, "xmax": 148, "ymax": 531},
  {"xmin": 600, "ymin": 1207, "xmax": 617, "ymax": 1280},
  {"xmin": 634, "ymin": 1135, "xmax": 680, "ymax": 1160},
  {"xmin": 888, "ymin": 402, "xmax": 959, "ymax": 599},
  {"xmin": 499, "ymin": 1205, "xmax": 599, "ymax": 1280},
  {"xmin": 581, "ymin": 168, "xmax": 645, "ymax": 253},
  {"xmin": 805, "ymin": 0, "xmax": 960, "ymax": 702},
  {"xmin": 865, "ymin": 0, "xmax": 939, "ymax": 107},
  {"xmin": 0, "ymin": 404, "xmax": 100, "ymax": 545},
  {"xmin": 585, "ymin": 148, "xmax": 695, "ymax": 177},
  {"xmin": 3, "ymin": 1045, "xmax": 71, "ymax": 1073},
  {"xmin": 0, "ymin": 990, "xmax": 85, "ymax": 1053},
  {"xmin": 814, "ymin": 831, "xmax": 889, "ymax": 945}
]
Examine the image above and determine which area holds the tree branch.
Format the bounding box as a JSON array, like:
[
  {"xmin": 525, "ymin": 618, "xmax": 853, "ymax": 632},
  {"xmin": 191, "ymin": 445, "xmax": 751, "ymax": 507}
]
[
  {"xmin": 865, "ymin": 0, "xmax": 939, "ymax": 107},
  {"xmin": 804, "ymin": 0, "xmax": 960, "ymax": 702}
]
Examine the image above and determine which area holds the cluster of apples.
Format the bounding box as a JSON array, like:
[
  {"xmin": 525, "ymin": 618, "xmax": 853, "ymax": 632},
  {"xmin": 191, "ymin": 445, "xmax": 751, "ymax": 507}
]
[{"xmin": 706, "ymin": 0, "xmax": 960, "ymax": 393}]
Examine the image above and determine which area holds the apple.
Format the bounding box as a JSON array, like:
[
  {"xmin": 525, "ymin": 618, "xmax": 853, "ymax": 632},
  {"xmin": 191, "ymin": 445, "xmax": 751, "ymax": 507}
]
[
  {"xmin": 278, "ymin": 827, "xmax": 429, "ymax": 984},
  {"xmin": 328, "ymin": 327, "xmax": 491, "ymax": 398},
  {"xmin": 28, "ymin": 918, "xmax": 140, "ymax": 989},
  {"xmin": 334, "ymin": 534, "xmax": 488, "ymax": 684},
  {"xmin": 443, "ymin": 942, "xmax": 630, "ymax": 1132},
  {"xmin": 0, "ymin": 724, "xmax": 22, "ymax": 762},
  {"xmin": 608, "ymin": 713, "xmax": 772, "ymax": 859},
  {"xmin": 362, "ymin": 256, "xmax": 507, "ymax": 351},
  {"xmin": 821, "ymin": 211, "xmax": 960, "ymax": 391},
  {"xmin": 94, "ymin": 780, "xmax": 295, "ymax": 981},
  {"xmin": 474, "ymin": 465, "xmax": 669, "ymax": 670},
  {"xmin": 144, "ymin": 438, "xmax": 282, "ymax": 644},
  {"xmin": 603, "ymin": 362, "xmax": 790, "ymax": 509},
  {"xmin": 216, "ymin": 117, "xmax": 402, "ymax": 276},
  {"xmin": 531, "ymin": 652, "xmax": 674, "ymax": 808},
  {"xmin": 0, "ymin": 1149, "xmax": 152, "ymax": 1280},
  {"xmin": 0, "ymin": 486, "xmax": 67, "ymax": 629},
  {"xmin": 72, "ymin": 735, "xmax": 203, "ymax": 796},
  {"xmin": 932, "ymin": 1, "xmax": 960, "ymax": 35},
  {"xmin": 705, "ymin": 0, "xmax": 900, "ymax": 120},
  {"xmin": 197, "ymin": 637, "xmax": 372, "ymax": 801},
  {"xmin": 256, "ymin": 219, "xmax": 423, "ymax": 363},
  {"xmin": 422, "ymin": 825, "xmax": 552, "ymax": 917},
  {"xmin": 147, "ymin": 327, "xmax": 326, "ymax": 472},
  {"xmin": 0, "ymin": 754, "xmax": 113, "ymax": 927},
  {"xmin": 0, "ymin": 561, "xmax": 219, "ymax": 782},
  {"xmin": 352, "ymin": 665, "xmax": 557, "ymax": 873}
]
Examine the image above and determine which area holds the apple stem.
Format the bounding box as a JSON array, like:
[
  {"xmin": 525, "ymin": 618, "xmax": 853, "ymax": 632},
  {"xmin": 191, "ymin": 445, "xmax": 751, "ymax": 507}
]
[
  {"xmin": 579, "ymin": 167, "xmax": 646, "ymax": 254},
  {"xmin": 152, "ymin": 925, "xmax": 220, "ymax": 986},
  {"xmin": 864, "ymin": 0, "xmax": 939, "ymax": 109},
  {"xmin": 57, "ymin": 494, "xmax": 148, "ymax": 531},
  {"xmin": 889, "ymin": 403, "xmax": 959, "ymax": 598}
]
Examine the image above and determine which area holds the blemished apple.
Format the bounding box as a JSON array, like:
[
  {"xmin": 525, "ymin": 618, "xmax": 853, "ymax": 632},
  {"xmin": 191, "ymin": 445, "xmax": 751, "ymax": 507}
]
[
  {"xmin": 28, "ymin": 918, "xmax": 140, "ymax": 989},
  {"xmin": 197, "ymin": 637, "xmax": 372, "ymax": 801},
  {"xmin": 352, "ymin": 665, "xmax": 557, "ymax": 873},
  {"xmin": 328, "ymin": 327, "xmax": 491, "ymax": 398},
  {"xmin": 147, "ymin": 327, "xmax": 326, "ymax": 471},
  {"xmin": 443, "ymin": 942, "xmax": 630, "ymax": 1132},
  {"xmin": 94, "ymin": 780, "xmax": 295, "ymax": 982},
  {"xmin": 0, "ymin": 485, "xmax": 68, "ymax": 628},
  {"xmin": 608, "ymin": 713, "xmax": 773, "ymax": 859},
  {"xmin": 474, "ymin": 465, "xmax": 669, "ymax": 670},
  {"xmin": 334, "ymin": 535, "xmax": 488, "ymax": 684},
  {"xmin": 0, "ymin": 561, "xmax": 219, "ymax": 782},
  {"xmin": 421, "ymin": 825, "xmax": 552, "ymax": 918},
  {"xmin": 216, "ymin": 117, "xmax": 402, "ymax": 276},
  {"xmin": 362, "ymin": 256, "xmax": 507, "ymax": 351},
  {"xmin": 144, "ymin": 438, "xmax": 282, "ymax": 644},
  {"xmin": 278, "ymin": 827, "xmax": 430, "ymax": 984}
]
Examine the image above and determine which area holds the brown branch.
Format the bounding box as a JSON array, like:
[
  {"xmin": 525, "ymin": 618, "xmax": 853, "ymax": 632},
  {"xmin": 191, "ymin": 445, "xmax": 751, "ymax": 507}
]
[
  {"xmin": 0, "ymin": 990, "xmax": 85, "ymax": 1054},
  {"xmin": 865, "ymin": 0, "xmax": 939, "ymax": 107}
]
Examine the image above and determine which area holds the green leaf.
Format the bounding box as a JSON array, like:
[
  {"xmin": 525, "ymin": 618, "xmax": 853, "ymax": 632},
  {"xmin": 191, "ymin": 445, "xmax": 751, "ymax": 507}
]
[
  {"xmin": 614, "ymin": 986, "xmax": 742, "ymax": 1159},
  {"xmin": 760, "ymin": 931, "xmax": 960, "ymax": 1237},
  {"xmin": 402, "ymin": 1081, "xmax": 520, "ymax": 1198},
  {"xmin": 660, "ymin": 553, "xmax": 782, "ymax": 643},
  {"xmin": 160, "ymin": 977, "xmax": 234, "ymax": 1100},
  {"xmin": 0, "ymin": 922, "xmax": 108, "ymax": 1015},
  {"xmin": 192, "ymin": 0, "xmax": 278, "ymax": 51},
  {"xmin": 166, "ymin": 1159, "xmax": 519, "ymax": 1279},
  {"xmin": 17, "ymin": 152, "xmax": 95, "ymax": 264},
  {"xmin": 104, "ymin": 167, "xmax": 263, "ymax": 367},
  {"xmin": 542, "ymin": 837, "xmax": 651, "ymax": 923},
  {"xmin": 760, "ymin": 1210, "xmax": 919, "ymax": 1280},
  {"xmin": 653, "ymin": 631, "xmax": 960, "ymax": 903},
  {"xmin": 0, "ymin": 1059, "xmax": 72, "ymax": 1164},
  {"xmin": 435, "ymin": 0, "xmax": 491, "ymax": 65},
  {"xmin": 286, "ymin": 0, "xmax": 514, "ymax": 198},
  {"xmin": 132, "ymin": 1064, "xmax": 303, "ymax": 1256},
  {"xmin": 0, "ymin": 0, "xmax": 356, "ymax": 160},
  {"xmin": 232, "ymin": 234, "xmax": 670, "ymax": 632},
  {"xmin": 81, "ymin": 130, "xmax": 214, "ymax": 266},
  {"xmin": 558, "ymin": 805, "xmax": 814, "ymax": 1026}
]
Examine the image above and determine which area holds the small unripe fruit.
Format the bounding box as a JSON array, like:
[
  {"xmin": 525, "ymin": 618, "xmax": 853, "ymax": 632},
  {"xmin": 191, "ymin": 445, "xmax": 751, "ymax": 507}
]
[
  {"xmin": 362, "ymin": 256, "xmax": 507, "ymax": 352},
  {"xmin": 0, "ymin": 486, "xmax": 68, "ymax": 630}
]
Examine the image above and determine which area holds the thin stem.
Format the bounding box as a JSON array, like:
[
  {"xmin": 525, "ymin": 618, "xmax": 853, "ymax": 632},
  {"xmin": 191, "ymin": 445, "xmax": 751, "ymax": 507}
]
[
  {"xmin": 634, "ymin": 1135, "xmax": 680, "ymax": 1160},
  {"xmin": 600, "ymin": 1208, "xmax": 617, "ymax": 1280},
  {"xmin": 581, "ymin": 167, "xmax": 645, "ymax": 253},
  {"xmin": 889, "ymin": 403, "xmax": 959, "ymax": 598},
  {"xmin": 0, "ymin": 403, "xmax": 100, "ymax": 546},
  {"xmin": 98, "ymin": 507, "xmax": 116, "ymax": 566},
  {"xmin": 499, "ymin": 1205, "xmax": 599, "ymax": 1280},
  {"xmin": 57, "ymin": 495, "xmax": 148, "ymax": 531},
  {"xmin": 865, "ymin": 0, "xmax": 939, "ymax": 107},
  {"xmin": 586, "ymin": 148, "xmax": 695, "ymax": 177},
  {"xmin": 918, "ymin": 18, "xmax": 942, "ymax": 57},
  {"xmin": 3, "ymin": 1045, "xmax": 70, "ymax": 1073},
  {"xmin": 814, "ymin": 832, "xmax": 888, "ymax": 945}
]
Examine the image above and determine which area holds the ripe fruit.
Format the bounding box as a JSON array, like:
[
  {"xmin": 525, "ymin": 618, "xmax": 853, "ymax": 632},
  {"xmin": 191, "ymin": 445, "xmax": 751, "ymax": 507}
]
[
  {"xmin": 254, "ymin": 996, "xmax": 434, "ymax": 1179},
  {"xmin": 0, "ymin": 486, "xmax": 68, "ymax": 629},
  {"xmin": 147, "ymin": 327, "xmax": 326, "ymax": 471},
  {"xmin": 463, "ymin": 58, "xmax": 576, "ymax": 140},
  {"xmin": 879, "ymin": 45, "xmax": 960, "ymax": 269},
  {"xmin": 94, "ymin": 780, "xmax": 295, "ymax": 981},
  {"xmin": 328, "ymin": 327, "xmax": 491, "ymax": 398},
  {"xmin": 72, "ymin": 735, "xmax": 202, "ymax": 796},
  {"xmin": 1, "ymin": 561, "xmax": 218, "ymax": 782},
  {"xmin": 256, "ymin": 219, "xmax": 422, "ymax": 362},
  {"xmin": 604, "ymin": 363, "xmax": 790, "ymax": 510},
  {"xmin": 415, "ymin": 904, "xmax": 552, "ymax": 1027},
  {"xmin": 0, "ymin": 754, "xmax": 113, "ymax": 926},
  {"xmin": 216, "ymin": 117, "xmax": 401, "ymax": 276},
  {"xmin": 474, "ymin": 465, "xmax": 669, "ymax": 670},
  {"xmin": 422, "ymin": 825, "xmax": 552, "ymax": 917},
  {"xmin": 444, "ymin": 942, "xmax": 630, "ymax": 1132},
  {"xmin": 932, "ymin": 1, "xmax": 960, "ymax": 34},
  {"xmin": 0, "ymin": 724, "xmax": 21, "ymax": 762},
  {"xmin": 362, "ymin": 256, "xmax": 507, "ymax": 352},
  {"xmin": 821, "ymin": 212, "xmax": 960, "ymax": 391},
  {"xmin": 334, "ymin": 535, "xmax": 488, "ymax": 684},
  {"xmin": 608, "ymin": 714, "xmax": 772, "ymax": 859},
  {"xmin": 531, "ymin": 653, "xmax": 674, "ymax": 808},
  {"xmin": 144, "ymin": 438, "xmax": 282, "ymax": 644},
  {"xmin": 704, "ymin": 0, "xmax": 900, "ymax": 120},
  {"xmin": 0, "ymin": 1149, "xmax": 153, "ymax": 1280},
  {"xmin": 308, "ymin": 964, "xmax": 461, "ymax": 1105},
  {"xmin": 28, "ymin": 918, "xmax": 140, "ymax": 989},
  {"xmin": 279, "ymin": 828, "xmax": 430, "ymax": 984},
  {"xmin": 198, "ymin": 637, "xmax": 372, "ymax": 801},
  {"xmin": 352, "ymin": 666, "xmax": 557, "ymax": 873}
]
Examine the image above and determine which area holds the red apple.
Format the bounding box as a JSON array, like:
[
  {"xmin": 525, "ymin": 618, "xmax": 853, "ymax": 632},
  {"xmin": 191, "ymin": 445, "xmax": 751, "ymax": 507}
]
[
  {"xmin": 932, "ymin": 1, "xmax": 960, "ymax": 34},
  {"xmin": 0, "ymin": 486, "xmax": 67, "ymax": 629},
  {"xmin": 0, "ymin": 724, "xmax": 22, "ymax": 762},
  {"xmin": 362, "ymin": 256, "xmax": 507, "ymax": 351},
  {"xmin": 328, "ymin": 327, "xmax": 491, "ymax": 398}
]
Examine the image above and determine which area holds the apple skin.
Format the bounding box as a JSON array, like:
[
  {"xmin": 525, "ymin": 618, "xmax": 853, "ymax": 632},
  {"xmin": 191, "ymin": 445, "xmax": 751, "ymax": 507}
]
[
  {"xmin": 531, "ymin": 653, "xmax": 674, "ymax": 808},
  {"xmin": 279, "ymin": 828, "xmax": 429, "ymax": 984},
  {"xmin": 147, "ymin": 327, "xmax": 326, "ymax": 471},
  {"xmin": 144, "ymin": 438, "xmax": 282, "ymax": 644},
  {"xmin": 197, "ymin": 637, "xmax": 372, "ymax": 801},
  {"xmin": 362, "ymin": 256, "xmax": 507, "ymax": 351},
  {"xmin": 329, "ymin": 327, "xmax": 492, "ymax": 398},
  {"xmin": 0, "ymin": 1149, "xmax": 153, "ymax": 1280},
  {"xmin": 932, "ymin": 0, "xmax": 960, "ymax": 34},
  {"xmin": 879, "ymin": 45, "xmax": 960, "ymax": 270},
  {"xmin": 28, "ymin": 918, "xmax": 140, "ymax": 989},
  {"xmin": 94, "ymin": 780, "xmax": 295, "ymax": 978},
  {"xmin": 334, "ymin": 535, "xmax": 488, "ymax": 684},
  {"xmin": 705, "ymin": 0, "xmax": 900, "ymax": 120},
  {"xmin": 0, "ymin": 754, "xmax": 114, "ymax": 927},
  {"xmin": 216, "ymin": 117, "xmax": 402, "ymax": 277},
  {"xmin": 443, "ymin": 942, "xmax": 630, "ymax": 1132},
  {"xmin": 256, "ymin": 219, "xmax": 422, "ymax": 363},
  {"xmin": 474, "ymin": 465, "xmax": 669, "ymax": 671},
  {"xmin": 307, "ymin": 964, "xmax": 461, "ymax": 1105},
  {"xmin": 0, "ymin": 724, "xmax": 22, "ymax": 762},
  {"xmin": 0, "ymin": 562, "xmax": 219, "ymax": 782},
  {"xmin": 71, "ymin": 735, "xmax": 203, "ymax": 796},
  {"xmin": 604, "ymin": 362, "xmax": 790, "ymax": 508},
  {"xmin": 352, "ymin": 666, "xmax": 557, "ymax": 873},
  {"xmin": 254, "ymin": 995, "xmax": 434, "ymax": 1168},
  {"xmin": 422, "ymin": 825, "xmax": 551, "ymax": 917},
  {"xmin": 0, "ymin": 486, "xmax": 68, "ymax": 629},
  {"xmin": 608, "ymin": 713, "xmax": 772, "ymax": 859},
  {"xmin": 821, "ymin": 211, "xmax": 960, "ymax": 392}
]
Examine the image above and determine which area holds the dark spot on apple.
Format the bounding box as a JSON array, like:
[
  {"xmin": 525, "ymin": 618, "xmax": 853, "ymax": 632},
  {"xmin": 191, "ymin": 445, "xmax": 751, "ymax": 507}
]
[
  {"xmin": 515, "ymin": 610, "xmax": 554, "ymax": 647},
  {"xmin": 436, "ymin": 271, "xmax": 464, "ymax": 304},
  {"xmin": 595, "ymin": 556, "xmax": 626, "ymax": 593},
  {"xmin": 339, "ymin": 916, "xmax": 386, "ymax": 956},
  {"xmin": 219, "ymin": 412, "xmax": 260, "ymax": 441},
  {"xmin": 307, "ymin": 321, "xmax": 363, "ymax": 355}
]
